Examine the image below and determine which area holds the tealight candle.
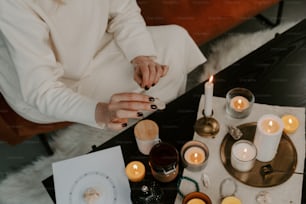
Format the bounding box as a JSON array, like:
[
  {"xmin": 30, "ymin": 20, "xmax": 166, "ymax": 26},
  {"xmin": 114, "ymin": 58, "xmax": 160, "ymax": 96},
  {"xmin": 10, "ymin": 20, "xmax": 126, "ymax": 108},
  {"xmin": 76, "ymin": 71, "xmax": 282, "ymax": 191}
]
[
  {"xmin": 226, "ymin": 88, "xmax": 254, "ymax": 119},
  {"xmin": 231, "ymin": 140, "xmax": 257, "ymax": 172},
  {"xmin": 253, "ymin": 114, "xmax": 284, "ymax": 162},
  {"xmin": 221, "ymin": 196, "xmax": 242, "ymax": 204},
  {"xmin": 230, "ymin": 96, "xmax": 249, "ymax": 112},
  {"xmin": 281, "ymin": 114, "xmax": 299, "ymax": 134},
  {"xmin": 182, "ymin": 192, "xmax": 212, "ymax": 204},
  {"xmin": 184, "ymin": 146, "xmax": 205, "ymax": 165},
  {"xmin": 125, "ymin": 161, "xmax": 145, "ymax": 182},
  {"xmin": 181, "ymin": 140, "xmax": 209, "ymax": 171},
  {"xmin": 204, "ymin": 75, "xmax": 214, "ymax": 117},
  {"xmin": 187, "ymin": 198, "xmax": 207, "ymax": 204}
]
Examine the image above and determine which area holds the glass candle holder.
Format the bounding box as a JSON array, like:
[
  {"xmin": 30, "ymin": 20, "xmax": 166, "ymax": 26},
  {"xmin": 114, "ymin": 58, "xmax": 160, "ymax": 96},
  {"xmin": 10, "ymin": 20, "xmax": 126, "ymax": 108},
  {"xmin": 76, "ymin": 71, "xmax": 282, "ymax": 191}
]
[
  {"xmin": 226, "ymin": 88, "xmax": 254, "ymax": 119},
  {"xmin": 180, "ymin": 140, "xmax": 209, "ymax": 171},
  {"xmin": 230, "ymin": 140, "xmax": 257, "ymax": 172}
]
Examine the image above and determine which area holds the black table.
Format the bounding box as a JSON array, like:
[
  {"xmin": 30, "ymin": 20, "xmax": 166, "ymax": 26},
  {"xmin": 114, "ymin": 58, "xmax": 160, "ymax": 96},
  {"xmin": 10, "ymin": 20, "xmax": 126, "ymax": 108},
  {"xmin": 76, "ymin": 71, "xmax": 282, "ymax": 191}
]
[{"xmin": 43, "ymin": 19, "xmax": 306, "ymax": 203}]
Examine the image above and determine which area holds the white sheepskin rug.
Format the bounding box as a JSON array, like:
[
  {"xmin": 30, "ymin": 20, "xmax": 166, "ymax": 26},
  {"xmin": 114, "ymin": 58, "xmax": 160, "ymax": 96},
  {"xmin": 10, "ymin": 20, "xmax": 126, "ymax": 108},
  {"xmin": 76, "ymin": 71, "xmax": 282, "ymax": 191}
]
[{"xmin": 0, "ymin": 22, "xmax": 297, "ymax": 204}]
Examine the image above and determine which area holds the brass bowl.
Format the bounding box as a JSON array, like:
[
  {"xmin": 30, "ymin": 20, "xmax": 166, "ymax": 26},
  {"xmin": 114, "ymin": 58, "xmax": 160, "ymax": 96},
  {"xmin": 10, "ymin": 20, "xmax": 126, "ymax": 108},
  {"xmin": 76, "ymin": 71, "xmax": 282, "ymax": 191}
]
[
  {"xmin": 220, "ymin": 122, "xmax": 297, "ymax": 187},
  {"xmin": 194, "ymin": 116, "xmax": 220, "ymax": 138}
]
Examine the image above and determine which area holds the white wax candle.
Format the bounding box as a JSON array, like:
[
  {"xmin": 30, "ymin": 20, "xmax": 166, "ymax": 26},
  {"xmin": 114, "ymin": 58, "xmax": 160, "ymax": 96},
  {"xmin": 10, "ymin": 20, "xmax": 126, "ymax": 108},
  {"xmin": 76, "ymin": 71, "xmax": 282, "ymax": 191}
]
[
  {"xmin": 230, "ymin": 96, "xmax": 249, "ymax": 112},
  {"xmin": 231, "ymin": 140, "xmax": 256, "ymax": 172},
  {"xmin": 184, "ymin": 146, "xmax": 205, "ymax": 165},
  {"xmin": 253, "ymin": 114, "xmax": 284, "ymax": 162},
  {"xmin": 204, "ymin": 76, "xmax": 214, "ymax": 117}
]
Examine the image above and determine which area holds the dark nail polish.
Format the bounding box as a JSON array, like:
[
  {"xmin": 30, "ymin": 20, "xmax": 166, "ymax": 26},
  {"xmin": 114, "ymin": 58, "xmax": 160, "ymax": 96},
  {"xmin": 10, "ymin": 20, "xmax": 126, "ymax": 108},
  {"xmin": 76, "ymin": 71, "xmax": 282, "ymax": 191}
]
[
  {"xmin": 145, "ymin": 86, "xmax": 150, "ymax": 90},
  {"xmin": 152, "ymin": 83, "xmax": 155, "ymax": 87},
  {"xmin": 151, "ymin": 104, "xmax": 157, "ymax": 109},
  {"xmin": 137, "ymin": 112, "xmax": 143, "ymax": 117},
  {"xmin": 149, "ymin": 97, "xmax": 155, "ymax": 102},
  {"xmin": 122, "ymin": 123, "xmax": 128, "ymax": 127}
]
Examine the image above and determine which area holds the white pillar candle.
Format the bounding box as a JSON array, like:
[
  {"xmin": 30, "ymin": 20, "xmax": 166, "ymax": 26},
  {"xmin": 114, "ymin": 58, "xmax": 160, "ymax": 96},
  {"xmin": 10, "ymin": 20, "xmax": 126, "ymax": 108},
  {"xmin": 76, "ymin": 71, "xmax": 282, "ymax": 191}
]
[
  {"xmin": 231, "ymin": 140, "xmax": 257, "ymax": 172},
  {"xmin": 253, "ymin": 114, "xmax": 284, "ymax": 162},
  {"xmin": 204, "ymin": 75, "xmax": 214, "ymax": 117}
]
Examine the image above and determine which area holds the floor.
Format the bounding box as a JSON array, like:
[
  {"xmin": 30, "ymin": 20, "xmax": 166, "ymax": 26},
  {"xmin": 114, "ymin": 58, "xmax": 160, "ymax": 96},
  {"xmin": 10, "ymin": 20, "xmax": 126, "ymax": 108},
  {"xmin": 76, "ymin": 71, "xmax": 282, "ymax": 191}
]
[{"xmin": 1, "ymin": 0, "xmax": 306, "ymax": 182}]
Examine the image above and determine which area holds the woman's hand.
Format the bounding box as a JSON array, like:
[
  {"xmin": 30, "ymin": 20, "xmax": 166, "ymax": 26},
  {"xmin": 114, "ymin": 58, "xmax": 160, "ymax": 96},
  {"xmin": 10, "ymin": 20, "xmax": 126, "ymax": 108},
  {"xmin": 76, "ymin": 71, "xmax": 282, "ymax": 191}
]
[
  {"xmin": 132, "ymin": 56, "xmax": 169, "ymax": 90},
  {"xmin": 95, "ymin": 92, "xmax": 157, "ymax": 130}
]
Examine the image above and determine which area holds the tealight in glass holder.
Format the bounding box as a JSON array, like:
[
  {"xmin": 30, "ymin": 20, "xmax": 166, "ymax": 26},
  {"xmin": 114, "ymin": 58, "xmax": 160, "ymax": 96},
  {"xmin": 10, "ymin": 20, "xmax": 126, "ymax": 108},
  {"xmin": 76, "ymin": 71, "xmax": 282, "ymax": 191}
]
[
  {"xmin": 226, "ymin": 88, "xmax": 255, "ymax": 119},
  {"xmin": 180, "ymin": 140, "xmax": 209, "ymax": 172}
]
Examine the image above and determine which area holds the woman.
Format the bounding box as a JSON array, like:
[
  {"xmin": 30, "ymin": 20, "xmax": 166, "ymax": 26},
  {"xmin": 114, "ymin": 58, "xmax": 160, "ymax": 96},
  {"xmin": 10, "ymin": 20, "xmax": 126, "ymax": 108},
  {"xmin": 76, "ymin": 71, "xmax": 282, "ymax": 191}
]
[{"xmin": 0, "ymin": 0, "xmax": 206, "ymax": 130}]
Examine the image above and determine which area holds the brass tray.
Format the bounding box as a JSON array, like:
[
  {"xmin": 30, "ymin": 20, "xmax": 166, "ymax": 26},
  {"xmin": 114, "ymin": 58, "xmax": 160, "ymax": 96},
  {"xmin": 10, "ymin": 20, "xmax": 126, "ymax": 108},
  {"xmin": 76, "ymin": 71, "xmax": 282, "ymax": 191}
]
[{"xmin": 220, "ymin": 122, "xmax": 297, "ymax": 187}]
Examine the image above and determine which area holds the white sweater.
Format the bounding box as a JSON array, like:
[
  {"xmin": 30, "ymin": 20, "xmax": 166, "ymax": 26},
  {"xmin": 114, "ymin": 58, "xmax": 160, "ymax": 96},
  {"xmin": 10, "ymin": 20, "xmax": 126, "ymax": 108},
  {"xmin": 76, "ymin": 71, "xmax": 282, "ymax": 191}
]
[{"xmin": 0, "ymin": 0, "xmax": 156, "ymax": 127}]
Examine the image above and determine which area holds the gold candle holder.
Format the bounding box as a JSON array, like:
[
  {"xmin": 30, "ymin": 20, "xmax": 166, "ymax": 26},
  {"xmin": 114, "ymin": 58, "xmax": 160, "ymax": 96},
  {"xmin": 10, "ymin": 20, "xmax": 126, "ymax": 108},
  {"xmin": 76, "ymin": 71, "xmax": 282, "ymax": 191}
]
[{"xmin": 194, "ymin": 109, "xmax": 220, "ymax": 138}]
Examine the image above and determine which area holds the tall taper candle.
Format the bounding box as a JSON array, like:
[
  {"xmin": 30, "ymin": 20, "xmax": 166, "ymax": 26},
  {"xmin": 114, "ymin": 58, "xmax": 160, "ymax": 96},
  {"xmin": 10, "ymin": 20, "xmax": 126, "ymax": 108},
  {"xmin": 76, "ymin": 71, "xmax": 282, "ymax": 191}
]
[{"xmin": 204, "ymin": 75, "xmax": 214, "ymax": 117}]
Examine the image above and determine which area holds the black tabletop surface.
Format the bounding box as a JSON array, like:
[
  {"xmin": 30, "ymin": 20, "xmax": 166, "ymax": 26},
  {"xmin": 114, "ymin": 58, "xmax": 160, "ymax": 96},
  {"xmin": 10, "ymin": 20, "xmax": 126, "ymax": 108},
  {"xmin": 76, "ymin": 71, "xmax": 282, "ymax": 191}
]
[{"xmin": 43, "ymin": 19, "xmax": 306, "ymax": 203}]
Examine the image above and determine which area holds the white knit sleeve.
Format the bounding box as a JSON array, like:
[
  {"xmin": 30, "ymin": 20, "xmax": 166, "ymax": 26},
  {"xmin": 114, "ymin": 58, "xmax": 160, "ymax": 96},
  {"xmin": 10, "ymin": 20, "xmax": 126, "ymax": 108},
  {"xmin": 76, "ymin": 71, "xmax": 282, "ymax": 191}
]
[
  {"xmin": 107, "ymin": 0, "xmax": 157, "ymax": 61},
  {"xmin": 0, "ymin": 1, "xmax": 100, "ymax": 128}
]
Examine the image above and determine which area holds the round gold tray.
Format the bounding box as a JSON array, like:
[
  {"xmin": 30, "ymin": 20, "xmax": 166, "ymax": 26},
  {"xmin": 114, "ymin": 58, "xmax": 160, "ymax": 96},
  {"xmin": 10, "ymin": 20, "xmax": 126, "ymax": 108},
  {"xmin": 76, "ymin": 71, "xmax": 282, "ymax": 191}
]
[{"xmin": 220, "ymin": 122, "xmax": 297, "ymax": 187}]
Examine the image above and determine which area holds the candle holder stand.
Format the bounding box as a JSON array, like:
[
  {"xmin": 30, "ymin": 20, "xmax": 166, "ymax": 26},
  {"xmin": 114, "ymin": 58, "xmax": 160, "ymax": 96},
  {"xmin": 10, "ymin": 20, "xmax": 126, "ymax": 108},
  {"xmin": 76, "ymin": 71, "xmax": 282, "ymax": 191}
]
[{"xmin": 194, "ymin": 109, "xmax": 220, "ymax": 138}]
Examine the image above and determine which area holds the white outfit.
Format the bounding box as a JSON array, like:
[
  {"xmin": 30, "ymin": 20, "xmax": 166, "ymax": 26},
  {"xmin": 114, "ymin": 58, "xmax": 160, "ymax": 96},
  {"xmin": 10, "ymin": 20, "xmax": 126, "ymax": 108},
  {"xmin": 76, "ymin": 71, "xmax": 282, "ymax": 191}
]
[{"xmin": 0, "ymin": 0, "xmax": 206, "ymax": 128}]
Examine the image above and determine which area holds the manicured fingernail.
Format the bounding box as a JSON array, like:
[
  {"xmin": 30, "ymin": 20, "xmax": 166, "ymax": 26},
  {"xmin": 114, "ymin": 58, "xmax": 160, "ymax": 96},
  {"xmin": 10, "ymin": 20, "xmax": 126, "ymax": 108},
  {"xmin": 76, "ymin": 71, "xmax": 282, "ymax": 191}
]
[
  {"xmin": 145, "ymin": 86, "xmax": 150, "ymax": 90},
  {"xmin": 122, "ymin": 123, "xmax": 127, "ymax": 127},
  {"xmin": 152, "ymin": 83, "xmax": 155, "ymax": 87},
  {"xmin": 137, "ymin": 112, "xmax": 143, "ymax": 117},
  {"xmin": 149, "ymin": 97, "xmax": 155, "ymax": 102},
  {"xmin": 151, "ymin": 104, "xmax": 157, "ymax": 109}
]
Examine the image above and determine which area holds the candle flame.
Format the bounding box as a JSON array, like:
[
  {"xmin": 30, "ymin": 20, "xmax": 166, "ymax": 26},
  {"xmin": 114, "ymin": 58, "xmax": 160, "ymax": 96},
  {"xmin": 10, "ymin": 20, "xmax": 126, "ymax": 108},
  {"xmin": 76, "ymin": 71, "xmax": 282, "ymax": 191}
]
[
  {"xmin": 267, "ymin": 120, "xmax": 274, "ymax": 133},
  {"xmin": 209, "ymin": 75, "xmax": 213, "ymax": 83},
  {"xmin": 288, "ymin": 118, "xmax": 293, "ymax": 124},
  {"xmin": 243, "ymin": 148, "xmax": 248, "ymax": 153},
  {"xmin": 132, "ymin": 164, "xmax": 139, "ymax": 175},
  {"xmin": 236, "ymin": 99, "xmax": 243, "ymax": 109},
  {"xmin": 132, "ymin": 164, "xmax": 138, "ymax": 170}
]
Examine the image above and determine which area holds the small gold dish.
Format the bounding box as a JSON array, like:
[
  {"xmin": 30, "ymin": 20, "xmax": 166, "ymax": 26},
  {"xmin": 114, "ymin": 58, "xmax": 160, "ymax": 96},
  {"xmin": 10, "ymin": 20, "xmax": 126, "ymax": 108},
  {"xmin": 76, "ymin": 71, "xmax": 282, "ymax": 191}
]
[{"xmin": 220, "ymin": 122, "xmax": 297, "ymax": 187}]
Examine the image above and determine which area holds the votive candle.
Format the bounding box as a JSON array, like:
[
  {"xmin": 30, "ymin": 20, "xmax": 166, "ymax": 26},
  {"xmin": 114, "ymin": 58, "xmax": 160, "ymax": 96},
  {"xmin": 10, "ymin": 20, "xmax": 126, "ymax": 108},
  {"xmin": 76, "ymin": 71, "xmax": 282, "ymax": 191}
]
[
  {"xmin": 253, "ymin": 114, "xmax": 284, "ymax": 162},
  {"xmin": 221, "ymin": 196, "xmax": 242, "ymax": 204},
  {"xmin": 230, "ymin": 96, "xmax": 249, "ymax": 112},
  {"xmin": 187, "ymin": 198, "xmax": 207, "ymax": 204},
  {"xmin": 281, "ymin": 114, "xmax": 299, "ymax": 134},
  {"xmin": 184, "ymin": 146, "xmax": 206, "ymax": 165},
  {"xmin": 125, "ymin": 161, "xmax": 145, "ymax": 182}
]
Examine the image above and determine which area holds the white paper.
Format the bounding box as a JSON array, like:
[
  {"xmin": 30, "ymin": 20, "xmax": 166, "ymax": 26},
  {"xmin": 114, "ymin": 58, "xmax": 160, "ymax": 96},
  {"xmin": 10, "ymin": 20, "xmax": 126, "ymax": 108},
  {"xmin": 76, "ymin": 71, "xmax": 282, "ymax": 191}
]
[{"xmin": 52, "ymin": 146, "xmax": 131, "ymax": 204}]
